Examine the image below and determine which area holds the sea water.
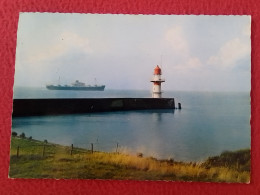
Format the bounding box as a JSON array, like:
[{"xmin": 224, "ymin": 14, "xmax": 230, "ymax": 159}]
[{"xmin": 12, "ymin": 87, "xmax": 250, "ymax": 162}]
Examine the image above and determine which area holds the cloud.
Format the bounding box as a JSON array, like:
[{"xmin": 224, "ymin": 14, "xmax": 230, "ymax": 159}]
[
  {"xmin": 243, "ymin": 22, "xmax": 251, "ymax": 37},
  {"xmin": 164, "ymin": 26, "xmax": 202, "ymax": 72},
  {"xmin": 186, "ymin": 57, "xmax": 202, "ymax": 69},
  {"xmin": 14, "ymin": 30, "xmax": 94, "ymax": 87},
  {"xmin": 171, "ymin": 57, "xmax": 202, "ymax": 72},
  {"xmin": 14, "ymin": 14, "xmax": 251, "ymax": 91},
  {"xmin": 60, "ymin": 31, "xmax": 93, "ymax": 53},
  {"xmin": 207, "ymin": 37, "xmax": 250, "ymax": 69},
  {"xmin": 165, "ymin": 26, "xmax": 189, "ymax": 55},
  {"xmin": 25, "ymin": 31, "xmax": 92, "ymax": 64}
]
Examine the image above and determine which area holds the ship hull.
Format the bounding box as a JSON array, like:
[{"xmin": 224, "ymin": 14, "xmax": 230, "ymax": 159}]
[
  {"xmin": 12, "ymin": 98, "xmax": 175, "ymax": 116},
  {"xmin": 46, "ymin": 85, "xmax": 105, "ymax": 91}
]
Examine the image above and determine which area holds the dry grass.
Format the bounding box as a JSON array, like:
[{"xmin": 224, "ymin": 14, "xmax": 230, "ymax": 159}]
[
  {"xmin": 83, "ymin": 151, "xmax": 250, "ymax": 182},
  {"xmin": 9, "ymin": 137, "xmax": 250, "ymax": 182}
]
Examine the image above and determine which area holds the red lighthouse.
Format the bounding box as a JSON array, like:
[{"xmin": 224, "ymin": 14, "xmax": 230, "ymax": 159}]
[{"xmin": 150, "ymin": 65, "xmax": 165, "ymax": 98}]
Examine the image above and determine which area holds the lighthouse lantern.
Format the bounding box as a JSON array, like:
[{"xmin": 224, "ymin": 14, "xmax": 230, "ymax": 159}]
[{"xmin": 150, "ymin": 65, "xmax": 165, "ymax": 98}]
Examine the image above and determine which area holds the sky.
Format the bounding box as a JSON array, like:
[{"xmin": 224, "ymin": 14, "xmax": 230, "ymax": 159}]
[{"xmin": 14, "ymin": 13, "xmax": 251, "ymax": 92}]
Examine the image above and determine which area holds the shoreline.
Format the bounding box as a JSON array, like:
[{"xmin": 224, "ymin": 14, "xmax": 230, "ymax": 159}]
[{"xmin": 9, "ymin": 136, "xmax": 250, "ymax": 182}]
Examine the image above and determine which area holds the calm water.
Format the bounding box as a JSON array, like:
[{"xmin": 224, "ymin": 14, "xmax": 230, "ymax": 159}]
[{"xmin": 12, "ymin": 87, "xmax": 250, "ymax": 161}]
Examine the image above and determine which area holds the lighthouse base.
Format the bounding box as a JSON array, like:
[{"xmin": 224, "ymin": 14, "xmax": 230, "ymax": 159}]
[{"xmin": 13, "ymin": 98, "xmax": 175, "ymax": 116}]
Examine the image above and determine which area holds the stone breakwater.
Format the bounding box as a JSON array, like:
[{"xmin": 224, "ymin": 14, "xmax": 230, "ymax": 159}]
[{"xmin": 12, "ymin": 98, "xmax": 175, "ymax": 116}]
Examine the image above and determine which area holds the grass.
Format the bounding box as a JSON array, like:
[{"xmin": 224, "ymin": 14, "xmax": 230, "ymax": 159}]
[{"xmin": 9, "ymin": 136, "xmax": 250, "ymax": 182}]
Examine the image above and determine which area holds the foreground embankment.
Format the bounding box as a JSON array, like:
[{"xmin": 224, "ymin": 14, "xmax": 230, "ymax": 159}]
[{"xmin": 9, "ymin": 136, "xmax": 250, "ymax": 182}]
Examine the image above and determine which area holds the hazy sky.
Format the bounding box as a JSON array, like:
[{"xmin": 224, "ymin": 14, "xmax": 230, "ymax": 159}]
[{"xmin": 14, "ymin": 13, "xmax": 251, "ymax": 91}]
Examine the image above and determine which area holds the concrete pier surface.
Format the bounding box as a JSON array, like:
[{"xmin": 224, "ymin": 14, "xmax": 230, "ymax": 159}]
[{"xmin": 12, "ymin": 98, "xmax": 175, "ymax": 116}]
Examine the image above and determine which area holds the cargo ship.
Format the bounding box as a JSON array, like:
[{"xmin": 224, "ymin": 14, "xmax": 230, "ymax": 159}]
[{"xmin": 46, "ymin": 80, "xmax": 105, "ymax": 91}]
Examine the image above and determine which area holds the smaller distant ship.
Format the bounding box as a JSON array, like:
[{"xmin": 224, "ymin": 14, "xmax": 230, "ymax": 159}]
[{"xmin": 46, "ymin": 80, "xmax": 105, "ymax": 91}]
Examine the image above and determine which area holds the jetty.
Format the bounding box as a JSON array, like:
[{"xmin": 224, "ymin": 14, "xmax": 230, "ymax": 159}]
[{"xmin": 12, "ymin": 98, "xmax": 175, "ymax": 116}]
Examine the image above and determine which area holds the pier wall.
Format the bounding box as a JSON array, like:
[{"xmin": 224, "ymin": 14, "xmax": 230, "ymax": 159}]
[{"xmin": 12, "ymin": 98, "xmax": 175, "ymax": 116}]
